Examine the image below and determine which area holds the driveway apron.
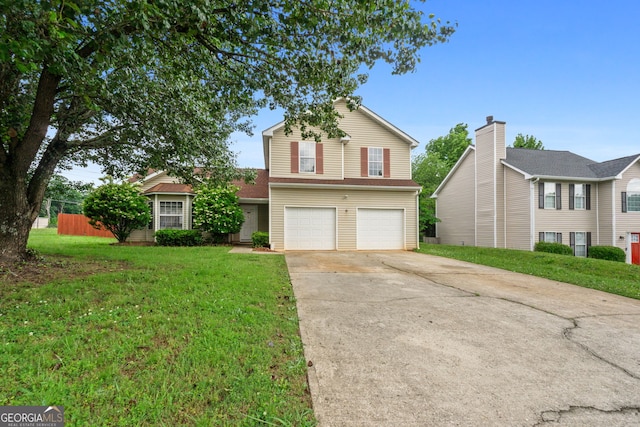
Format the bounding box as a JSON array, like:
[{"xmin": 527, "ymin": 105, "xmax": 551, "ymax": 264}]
[{"xmin": 286, "ymin": 251, "xmax": 640, "ymax": 427}]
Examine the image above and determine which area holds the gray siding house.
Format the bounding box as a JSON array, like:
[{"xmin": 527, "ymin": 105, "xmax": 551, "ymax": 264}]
[{"xmin": 432, "ymin": 117, "xmax": 640, "ymax": 265}]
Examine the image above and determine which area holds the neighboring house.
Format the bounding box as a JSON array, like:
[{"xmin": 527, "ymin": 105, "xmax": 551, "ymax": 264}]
[
  {"xmin": 129, "ymin": 99, "xmax": 422, "ymax": 250},
  {"xmin": 432, "ymin": 116, "xmax": 640, "ymax": 265}
]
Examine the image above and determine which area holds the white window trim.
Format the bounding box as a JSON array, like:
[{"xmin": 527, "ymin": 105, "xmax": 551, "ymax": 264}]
[
  {"xmin": 574, "ymin": 183, "xmax": 586, "ymax": 210},
  {"xmin": 368, "ymin": 147, "xmax": 383, "ymax": 177},
  {"xmin": 544, "ymin": 182, "xmax": 556, "ymax": 209},
  {"xmin": 159, "ymin": 201, "xmax": 184, "ymax": 230},
  {"xmin": 574, "ymin": 231, "xmax": 587, "ymax": 257},
  {"xmin": 299, "ymin": 141, "xmax": 316, "ymax": 174},
  {"xmin": 627, "ymin": 178, "xmax": 640, "ymax": 212}
]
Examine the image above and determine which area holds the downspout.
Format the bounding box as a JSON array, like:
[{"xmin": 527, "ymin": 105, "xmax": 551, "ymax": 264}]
[
  {"xmin": 595, "ymin": 182, "xmax": 599, "ymax": 245},
  {"xmin": 503, "ymin": 166, "xmax": 507, "ymax": 248},
  {"xmin": 530, "ymin": 178, "xmax": 539, "ymax": 251},
  {"xmin": 612, "ymin": 180, "xmax": 616, "ymax": 246}
]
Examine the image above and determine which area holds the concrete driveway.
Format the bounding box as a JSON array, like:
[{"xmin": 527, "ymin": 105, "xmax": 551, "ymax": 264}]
[{"xmin": 286, "ymin": 251, "xmax": 640, "ymax": 426}]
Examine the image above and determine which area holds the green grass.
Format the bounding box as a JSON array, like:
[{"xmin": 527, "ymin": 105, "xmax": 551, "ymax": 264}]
[
  {"xmin": 417, "ymin": 243, "xmax": 640, "ymax": 300},
  {"xmin": 1, "ymin": 229, "xmax": 315, "ymax": 426}
]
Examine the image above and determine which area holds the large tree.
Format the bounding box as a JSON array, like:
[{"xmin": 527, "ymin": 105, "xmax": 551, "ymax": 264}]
[
  {"xmin": 0, "ymin": 0, "xmax": 455, "ymax": 261},
  {"xmin": 412, "ymin": 123, "xmax": 471, "ymax": 236}
]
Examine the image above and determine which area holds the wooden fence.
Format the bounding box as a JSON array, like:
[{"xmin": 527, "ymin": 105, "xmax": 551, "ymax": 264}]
[{"xmin": 57, "ymin": 213, "xmax": 115, "ymax": 238}]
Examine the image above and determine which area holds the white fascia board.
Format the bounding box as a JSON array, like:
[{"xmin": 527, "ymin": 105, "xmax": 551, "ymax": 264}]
[
  {"xmin": 616, "ymin": 155, "xmax": 640, "ymax": 176},
  {"xmin": 269, "ymin": 182, "xmax": 420, "ymax": 192},
  {"xmin": 431, "ymin": 145, "xmax": 476, "ymax": 198},
  {"xmin": 144, "ymin": 192, "xmax": 195, "ymax": 196},
  {"xmin": 357, "ymin": 104, "xmax": 420, "ymax": 148},
  {"xmin": 526, "ymin": 175, "xmax": 607, "ymax": 182},
  {"xmin": 262, "ymin": 120, "xmax": 285, "ymax": 137}
]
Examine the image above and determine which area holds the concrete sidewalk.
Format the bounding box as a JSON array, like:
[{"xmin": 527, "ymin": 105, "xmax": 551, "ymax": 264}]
[{"xmin": 286, "ymin": 251, "xmax": 640, "ymax": 426}]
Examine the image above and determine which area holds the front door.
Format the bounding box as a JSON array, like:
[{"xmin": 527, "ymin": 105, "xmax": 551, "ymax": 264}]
[
  {"xmin": 632, "ymin": 233, "xmax": 640, "ymax": 265},
  {"xmin": 240, "ymin": 205, "xmax": 258, "ymax": 242}
]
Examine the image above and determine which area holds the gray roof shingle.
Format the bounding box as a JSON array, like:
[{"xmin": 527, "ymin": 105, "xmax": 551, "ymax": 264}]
[{"xmin": 503, "ymin": 148, "xmax": 640, "ymax": 179}]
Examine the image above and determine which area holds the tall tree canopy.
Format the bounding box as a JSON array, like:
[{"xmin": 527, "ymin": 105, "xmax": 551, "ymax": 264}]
[
  {"xmin": 512, "ymin": 133, "xmax": 544, "ymax": 150},
  {"xmin": 0, "ymin": 0, "xmax": 455, "ymax": 261},
  {"xmin": 412, "ymin": 123, "xmax": 471, "ymax": 236}
]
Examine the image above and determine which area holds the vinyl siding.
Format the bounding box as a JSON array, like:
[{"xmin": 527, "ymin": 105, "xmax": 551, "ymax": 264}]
[
  {"xmin": 436, "ymin": 152, "xmax": 476, "ymax": 246},
  {"xmin": 269, "ymin": 186, "xmax": 418, "ymax": 251},
  {"xmin": 137, "ymin": 172, "xmax": 178, "ymax": 191},
  {"xmin": 475, "ymin": 123, "xmax": 505, "ymax": 247},
  {"xmin": 534, "ymin": 180, "xmax": 597, "ymax": 245},
  {"xmin": 504, "ymin": 167, "xmax": 531, "ymax": 250},
  {"xmin": 269, "ymin": 99, "xmax": 412, "ymax": 180},
  {"xmin": 616, "ymin": 162, "xmax": 640, "ymax": 250}
]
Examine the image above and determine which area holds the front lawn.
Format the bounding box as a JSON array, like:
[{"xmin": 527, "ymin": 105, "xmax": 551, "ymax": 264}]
[
  {"xmin": 0, "ymin": 229, "xmax": 315, "ymax": 426},
  {"xmin": 417, "ymin": 243, "xmax": 640, "ymax": 300}
]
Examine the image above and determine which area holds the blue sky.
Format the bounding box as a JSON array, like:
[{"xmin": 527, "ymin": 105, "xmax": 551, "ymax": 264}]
[{"xmin": 64, "ymin": 0, "xmax": 640, "ymax": 183}]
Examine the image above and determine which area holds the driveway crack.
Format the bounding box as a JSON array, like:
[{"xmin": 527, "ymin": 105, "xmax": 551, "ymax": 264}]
[
  {"xmin": 533, "ymin": 405, "xmax": 640, "ymax": 426},
  {"xmin": 381, "ymin": 259, "xmax": 640, "ymax": 383}
]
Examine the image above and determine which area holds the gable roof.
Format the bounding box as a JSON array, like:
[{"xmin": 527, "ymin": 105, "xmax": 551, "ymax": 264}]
[
  {"xmin": 262, "ymin": 99, "xmax": 419, "ymax": 167},
  {"xmin": 143, "ymin": 183, "xmax": 194, "ymax": 195},
  {"xmin": 136, "ymin": 169, "xmax": 269, "ymax": 200},
  {"xmin": 503, "ymin": 148, "xmax": 640, "ymax": 180}
]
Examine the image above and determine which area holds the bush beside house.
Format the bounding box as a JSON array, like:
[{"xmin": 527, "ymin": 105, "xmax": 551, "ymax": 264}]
[
  {"xmin": 588, "ymin": 246, "xmax": 626, "ymax": 262},
  {"xmin": 534, "ymin": 242, "xmax": 573, "ymax": 256}
]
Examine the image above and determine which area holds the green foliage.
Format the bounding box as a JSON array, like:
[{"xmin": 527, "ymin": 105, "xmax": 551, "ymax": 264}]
[
  {"xmin": 412, "ymin": 124, "xmax": 471, "ymax": 235},
  {"xmin": 192, "ymin": 185, "xmax": 244, "ymax": 239},
  {"xmin": 83, "ymin": 179, "xmax": 151, "ymax": 243},
  {"xmin": 0, "ymin": 0, "xmax": 455, "ymax": 258},
  {"xmin": 252, "ymin": 231, "xmax": 270, "ymax": 248},
  {"xmin": 512, "ymin": 133, "xmax": 544, "ymax": 150},
  {"xmin": 534, "ymin": 241, "xmax": 573, "ymax": 255},
  {"xmin": 5, "ymin": 230, "xmax": 313, "ymax": 425},
  {"xmin": 39, "ymin": 174, "xmax": 94, "ymax": 222},
  {"xmin": 416, "ymin": 243, "xmax": 640, "ymax": 300},
  {"xmin": 154, "ymin": 229, "xmax": 203, "ymax": 246},
  {"xmin": 588, "ymin": 246, "xmax": 626, "ymax": 262}
]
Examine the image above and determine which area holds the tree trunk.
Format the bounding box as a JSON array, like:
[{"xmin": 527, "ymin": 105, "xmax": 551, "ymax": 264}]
[{"xmin": 0, "ymin": 175, "xmax": 39, "ymax": 263}]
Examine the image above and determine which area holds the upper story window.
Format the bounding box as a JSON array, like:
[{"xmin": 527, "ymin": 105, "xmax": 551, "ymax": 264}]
[
  {"xmin": 625, "ymin": 178, "xmax": 640, "ymax": 212},
  {"xmin": 368, "ymin": 147, "xmax": 383, "ymax": 176},
  {"xmin": 569, "ymin": 183, "xmax": 590, "ymax": 210},
  {"xmin": 361, "ymin": 146, "xmax": 390, "ymax": 178},
  {"xmin": 159, "ymin": 201, "xmax": 183, "ymax": 229},
  {"xmin": 539, "ymin": 182, "xmax": 561, "ymax": 209},
  {"xmin": 290, "ymin": 141, "xmax": 322, "ymax": 174},
  {"xmin": 299, "ymin": 141, "xmax": 316, "ymax": 173}
]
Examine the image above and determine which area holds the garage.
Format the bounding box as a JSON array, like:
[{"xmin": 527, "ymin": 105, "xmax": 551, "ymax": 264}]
[
  {"xmin": 285, "ymin": 207, "xmax": 336, "ymax": 250},
  {"xmin": 357, "ymin": 208, "xmax": 405, "ymax": 250}
]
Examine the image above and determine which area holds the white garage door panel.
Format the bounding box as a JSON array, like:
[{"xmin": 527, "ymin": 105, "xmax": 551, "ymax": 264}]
[
  {"xmin": 285, "ymin": 207, "xmax": 336, "ymax": 250},
  {"xmin": 357, "ymin": 209, "xmax": 404, "ymax": 250}
]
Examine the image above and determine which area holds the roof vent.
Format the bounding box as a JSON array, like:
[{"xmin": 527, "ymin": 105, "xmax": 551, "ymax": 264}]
[{"xmin": 486, "ymin": 115, "xmax": 494, "ymax": 124}]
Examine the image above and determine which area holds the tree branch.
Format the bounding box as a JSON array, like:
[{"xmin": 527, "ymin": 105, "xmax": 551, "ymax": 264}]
[{"xmin": 66, "ymin": 126, "xmax": 126, "ymax": 149}]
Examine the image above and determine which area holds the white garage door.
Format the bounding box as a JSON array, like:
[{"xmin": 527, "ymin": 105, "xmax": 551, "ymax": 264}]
[
  {"xmin": 357, "ymin": 209, "xmax": 404, "ymax": 250},
  {"xmin": 285, "ymin": 207, "xmax": 336, "ymax": 250}
]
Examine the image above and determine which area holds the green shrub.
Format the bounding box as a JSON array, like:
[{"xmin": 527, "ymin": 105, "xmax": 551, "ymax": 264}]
[
  {"xmin": 588, "ymin": 245, "xmax": 626, "ymax": 262},
  {"xmin": 534, "ymin": 241, "xmax": 573, "ymax": 255},
  {"xmin": 155, "ymin": 230, "xmax": 203, "ymax": 246},
  {"xmin": 252, "ymin": 231, "xmax": 269, "ymax": 248}
]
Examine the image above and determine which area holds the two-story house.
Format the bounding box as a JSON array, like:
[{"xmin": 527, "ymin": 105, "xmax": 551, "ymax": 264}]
[
  {"xmin": 432, "ymin": 116, "xmax": 640, "ymax": 264},
  {"xmin": 129, "ymin": 99, "xmax": 422, "ymax": 250},
  {"xmin": 264, "ymin": 98, "xmax": 421, "ymax": 250}
]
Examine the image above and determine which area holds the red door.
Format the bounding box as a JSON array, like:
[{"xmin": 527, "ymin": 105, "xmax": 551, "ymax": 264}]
[{"xmin": 632, "ymin": 233, "xmax": 640, "ymax": 265}]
